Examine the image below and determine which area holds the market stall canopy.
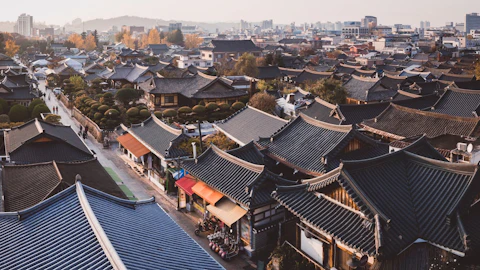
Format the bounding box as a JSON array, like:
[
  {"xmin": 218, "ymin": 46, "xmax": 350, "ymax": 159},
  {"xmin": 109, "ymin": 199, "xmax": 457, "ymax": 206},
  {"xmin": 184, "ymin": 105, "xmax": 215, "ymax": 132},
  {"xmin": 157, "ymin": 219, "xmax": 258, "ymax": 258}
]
[
  {"xmin": 176, "ymin": 175, "xmax": 197, "ymax": 196},
  {"xmin": 117, "ymin": 133, "xmax": 150, "ymax": 158},
  {"xmin": 192, "ymin": 181, "xmax": 223, "ymax": 205},
  {"xmin": 207, "ymin": 198, "xmax": 248, "ymax": 227}
]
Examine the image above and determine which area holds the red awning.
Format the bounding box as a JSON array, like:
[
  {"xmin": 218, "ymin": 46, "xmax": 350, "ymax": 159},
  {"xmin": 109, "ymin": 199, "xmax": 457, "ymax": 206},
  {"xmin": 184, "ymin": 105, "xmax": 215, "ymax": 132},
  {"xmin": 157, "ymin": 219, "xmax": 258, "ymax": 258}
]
[{"xmin": 176, "ymin": 175, "xmax": 197, "ymax": 196}]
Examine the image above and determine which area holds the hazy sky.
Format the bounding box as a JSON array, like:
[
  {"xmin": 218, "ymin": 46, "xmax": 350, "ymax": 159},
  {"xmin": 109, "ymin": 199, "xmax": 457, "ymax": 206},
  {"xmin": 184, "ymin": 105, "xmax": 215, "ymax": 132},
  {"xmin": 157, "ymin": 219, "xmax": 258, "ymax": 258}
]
[{"xmin": 3, "ymin": 0, "xmax": 479, "ymax": 27}]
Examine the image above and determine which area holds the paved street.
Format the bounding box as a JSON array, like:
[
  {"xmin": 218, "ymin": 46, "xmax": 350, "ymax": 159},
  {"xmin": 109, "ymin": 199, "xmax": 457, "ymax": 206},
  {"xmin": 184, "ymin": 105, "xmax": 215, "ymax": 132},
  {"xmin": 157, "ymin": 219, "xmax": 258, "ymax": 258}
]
[{"xmin": 39, "ymin": 81, "xmax": 254, "ymax": 270}]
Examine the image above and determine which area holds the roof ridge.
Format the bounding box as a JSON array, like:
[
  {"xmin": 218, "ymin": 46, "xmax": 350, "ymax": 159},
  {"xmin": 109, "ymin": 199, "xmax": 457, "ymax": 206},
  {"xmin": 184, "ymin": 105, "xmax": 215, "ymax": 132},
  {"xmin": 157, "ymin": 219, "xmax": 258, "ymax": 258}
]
[
  {"xmin": 302, "ymin": 167, "xmax": 341, "ymax": 184},
  {"xmin": 391, "ymin": 103, "xmax": 480, "ymax": 122},
  {"xmin": 396, "ymin": 89, "xmax": 422, "ymax": 98},
  {"xmin": 299, "ymin": 113, "xmax": 353, "ymax": 132},
  {"xmin": 246, "ymin": 105, "xmax": 289, "ymax": 123},
  {"xmin": 211, "ymin": 144, "xmax": 264, "ymax": 174},
  {"xmin": 150, "ymin": 116, "xmax": 183, "ymax": 135},
  {"xmin": 351, "ymin": 74, "xmax": 380, "ymax": 82},
  {"xmin": 34, "ymin": 118, "xmax": 44, "ymax": 134},
  {"xmin": 448, "ymin": 87, "xmax": 480, "ymax": 94},
  {"xmin": 76, "ymin": 181, "xmax": 127, "ymax": 270}
]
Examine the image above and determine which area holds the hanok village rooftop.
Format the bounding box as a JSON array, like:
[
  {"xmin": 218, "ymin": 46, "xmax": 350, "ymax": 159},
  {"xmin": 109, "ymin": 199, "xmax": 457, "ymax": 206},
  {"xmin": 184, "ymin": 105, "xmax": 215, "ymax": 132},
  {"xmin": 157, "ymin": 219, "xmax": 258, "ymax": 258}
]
[{"xmin": 5, "ymin": 26, "xmax": 480, "ymax": 269}]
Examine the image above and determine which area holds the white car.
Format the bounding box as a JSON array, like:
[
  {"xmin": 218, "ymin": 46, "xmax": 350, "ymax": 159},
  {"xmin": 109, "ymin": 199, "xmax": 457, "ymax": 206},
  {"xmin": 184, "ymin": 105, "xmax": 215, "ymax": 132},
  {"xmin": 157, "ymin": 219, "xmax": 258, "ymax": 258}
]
[{"xmin": 53, "ymin": 88, "xmax": 63, "ymax": 95}]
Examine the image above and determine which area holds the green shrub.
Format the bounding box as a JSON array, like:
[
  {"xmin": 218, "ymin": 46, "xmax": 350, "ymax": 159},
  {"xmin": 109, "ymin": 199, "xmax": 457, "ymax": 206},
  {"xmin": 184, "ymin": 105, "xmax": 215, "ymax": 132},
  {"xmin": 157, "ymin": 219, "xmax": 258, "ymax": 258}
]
[
  {"xmin": 126, "ymin": 107, "xmax": 140, "ymax": 117},
  {"xmin": 139, "ymin": 109, "xmax": 150, "ymax": 118},
  {"xmin": 162, "ymin": 109, "xmax": 177, "ymax": 117},
  {"xmin": 9, "ymin": 105, "xmax": 29, "ymax": 122},
  {"xmin": 31, "ymin": 104, "xmax": 50, "ymax": 119},
  {"xmin": 98, "ymin": 105, "xmax": 110, "ymax": 112},
  {"xmin": 154, "ymin": 111, "xmax": 162, "ymax": 119},
  {"xmin": 231, "ymin": 102, "xmax": 246, "ymax": 111},
  {"xmin": 206, "ymin": 102, "xmax": 219, "ymax": 111},
  {"xmin": 0, "ymin": 98, "xmax": 8, "ymax": 113},
  {"xmin": 178, "ymin": 106, "xmax": 192, "ymax": 114},
  {"xmin": 94, "ymin": 112, "xmax": 103, "ymax": 120},
  {"xmin": 192, "ymin": 105, "xmax": 206, "ymax": 114},
  {"xmin": 105, "ymin": 109, "xmax": 120, "ymax": 118},
  {"xmin": 28, "ymin": 99, "xmax": 44, "ymax": 113},
  {"xmin": 218, "ymin": 103, "xmax": 230, "ymax": 111},
  {"xmin": 198, "ymin": 100, "xmax": 205, "ymax": 106},
  {"xmin": 0, "ymin": 114, "xmax": 9, "ymax": 123},
  {"xmin": 91, "ymin": 103, "xmax": 100, "ymax": 111}
]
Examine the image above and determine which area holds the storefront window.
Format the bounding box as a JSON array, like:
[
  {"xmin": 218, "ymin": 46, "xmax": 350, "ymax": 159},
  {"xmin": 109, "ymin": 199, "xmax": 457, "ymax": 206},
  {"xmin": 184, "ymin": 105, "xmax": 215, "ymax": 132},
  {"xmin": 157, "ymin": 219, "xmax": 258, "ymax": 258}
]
[{"xmin": 241, "ymin": 216, "xmax": 251, "ymax": 246}]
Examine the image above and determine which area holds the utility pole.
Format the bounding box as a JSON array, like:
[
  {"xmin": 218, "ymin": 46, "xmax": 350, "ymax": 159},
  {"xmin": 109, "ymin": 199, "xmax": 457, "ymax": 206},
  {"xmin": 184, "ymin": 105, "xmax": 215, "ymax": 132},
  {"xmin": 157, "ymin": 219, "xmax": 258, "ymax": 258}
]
[{"xmin": 197, "ymin": 120, "xmax": 203, "ymax": 152}]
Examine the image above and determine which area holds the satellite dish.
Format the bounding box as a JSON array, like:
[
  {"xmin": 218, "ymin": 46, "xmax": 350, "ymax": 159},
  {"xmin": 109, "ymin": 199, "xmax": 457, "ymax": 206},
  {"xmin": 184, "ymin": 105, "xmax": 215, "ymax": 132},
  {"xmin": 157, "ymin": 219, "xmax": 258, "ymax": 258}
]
[{"xmin": 467, "ymin": 143, "xmax": 474, "ymax": 153}]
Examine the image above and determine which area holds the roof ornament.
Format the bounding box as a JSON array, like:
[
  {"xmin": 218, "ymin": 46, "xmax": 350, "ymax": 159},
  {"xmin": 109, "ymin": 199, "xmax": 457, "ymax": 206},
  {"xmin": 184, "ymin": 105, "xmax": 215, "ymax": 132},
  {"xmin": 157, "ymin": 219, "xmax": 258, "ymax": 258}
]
[{"xmin": 75, "ymin": 174, "xmax": 82, "ymax": 182}]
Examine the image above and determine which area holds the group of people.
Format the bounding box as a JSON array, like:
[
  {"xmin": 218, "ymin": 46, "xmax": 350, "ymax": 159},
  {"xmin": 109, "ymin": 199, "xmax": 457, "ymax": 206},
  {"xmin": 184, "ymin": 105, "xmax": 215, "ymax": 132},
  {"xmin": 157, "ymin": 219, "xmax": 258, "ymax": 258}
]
[
  {"xmin": 52, "ymin": 106, "xmax": 59, "ymax": 114},
  {"xmin": 79, "ymin": 125, "xmax": 89, "ymax": 139}
]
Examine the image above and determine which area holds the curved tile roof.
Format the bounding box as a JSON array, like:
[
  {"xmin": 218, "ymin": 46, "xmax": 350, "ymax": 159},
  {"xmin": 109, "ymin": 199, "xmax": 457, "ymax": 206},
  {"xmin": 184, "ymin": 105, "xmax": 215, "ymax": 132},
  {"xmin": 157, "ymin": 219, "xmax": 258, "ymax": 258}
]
[{"xmin": 0, "ymin": 182, "xmax": 223, "ymax": 269}]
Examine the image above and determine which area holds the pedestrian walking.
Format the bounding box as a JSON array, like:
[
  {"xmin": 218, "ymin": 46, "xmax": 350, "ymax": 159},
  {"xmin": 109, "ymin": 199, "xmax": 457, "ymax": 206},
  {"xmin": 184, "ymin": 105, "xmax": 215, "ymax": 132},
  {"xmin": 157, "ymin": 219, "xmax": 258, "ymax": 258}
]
[{"xmin": 79, "ymin": 125, "xmax": 83, "ymax": 136}]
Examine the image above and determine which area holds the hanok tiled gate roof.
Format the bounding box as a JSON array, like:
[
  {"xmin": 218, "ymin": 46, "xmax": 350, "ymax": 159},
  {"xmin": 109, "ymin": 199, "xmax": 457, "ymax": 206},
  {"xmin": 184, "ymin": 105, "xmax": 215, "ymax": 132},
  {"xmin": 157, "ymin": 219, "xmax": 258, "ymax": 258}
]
[
  {"xmin": 362, "ymin": 104, "xmax": 480, "ymax": 140},
  {"xmin": 431, "ymin": 87, "xmax": 480, "ymax": 117},
  {"xmin": 214, "ymin": 105, "xmax": 289, "ymax": 146},
  {"xmin": 0, "ymin": 182, "xmax": 223, "ymax": 269},
  {"xmin": 273, "ymin": 148, "xmax": 480, "ymax": 259},
  {"xmin": 257, "ymin": 113, "xmax": 386, "ymax": 176}
]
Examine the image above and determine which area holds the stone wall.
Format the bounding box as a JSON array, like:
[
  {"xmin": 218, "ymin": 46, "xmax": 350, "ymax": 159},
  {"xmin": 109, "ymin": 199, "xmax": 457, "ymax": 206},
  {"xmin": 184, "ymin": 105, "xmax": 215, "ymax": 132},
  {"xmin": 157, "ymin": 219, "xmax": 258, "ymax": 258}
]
[{"xmin": 72, "ymin": 107, "xmax": 103, "ymax": 142}]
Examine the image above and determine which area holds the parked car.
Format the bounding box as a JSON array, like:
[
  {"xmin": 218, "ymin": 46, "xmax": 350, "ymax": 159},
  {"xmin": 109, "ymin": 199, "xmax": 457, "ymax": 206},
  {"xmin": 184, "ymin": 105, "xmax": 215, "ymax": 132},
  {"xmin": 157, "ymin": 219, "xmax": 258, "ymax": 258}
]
[{"xmin": 53, "ymin": 88, "xmax": 63, "ymax": 95}]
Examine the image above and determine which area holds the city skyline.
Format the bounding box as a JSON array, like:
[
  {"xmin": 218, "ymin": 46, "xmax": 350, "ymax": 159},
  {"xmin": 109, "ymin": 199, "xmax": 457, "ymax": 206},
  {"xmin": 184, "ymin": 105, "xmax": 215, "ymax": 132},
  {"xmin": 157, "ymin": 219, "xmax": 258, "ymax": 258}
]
[{"xmin": 1, "ymin": 0, "xmax": 478, "ymax": 28}]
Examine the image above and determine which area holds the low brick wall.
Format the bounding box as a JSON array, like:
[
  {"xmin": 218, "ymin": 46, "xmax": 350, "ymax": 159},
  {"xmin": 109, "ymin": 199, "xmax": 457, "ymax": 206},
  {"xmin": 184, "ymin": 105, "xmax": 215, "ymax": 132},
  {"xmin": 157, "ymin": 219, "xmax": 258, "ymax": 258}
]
[
  {"xmin": 59, "ymin": 93, "xmax": 73, "ymax": 109},
  {"xmin": 72, "ymin": 107, "xmax": 103, "ymax": 142}
]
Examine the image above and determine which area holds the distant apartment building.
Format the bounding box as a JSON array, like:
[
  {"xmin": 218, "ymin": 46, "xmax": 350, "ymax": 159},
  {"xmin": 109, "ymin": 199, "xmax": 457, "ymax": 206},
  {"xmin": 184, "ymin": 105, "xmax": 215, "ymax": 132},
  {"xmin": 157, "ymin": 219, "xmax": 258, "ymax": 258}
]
[
  {"xmin": 342, "ymin": 26, "xmax": 369, "ymax": 38},
  {"xmin": 261, "ymin": 20, "xmax": 273, "ymax": 29},
  {"xmin": 361, "ymin": 16, "xmax": 377, "ymax": 28},
  {"xmin": 200, "ymin": 39, "xmax": 262, "ymax": 63},
  {"xmin": 122, "ymin": 25, "xmax": 145, "ymax": 33},
  {"xmin": 14, "ymin": 13, "xmax": 33, "ymax": 37},
  {"xmin": 169, "ymin": 23, "xmax": 182, "ymax": 32},
  {"xmin": 240, "ymin": 20, "xmax": 250, "ymax": 31},
  {"xmin": 420, "ymin": 21, "xmax": 431, "ymax": 29},
  {"xmin": 466, "ymin": 13, "xmax": 480, "ymax": 33},
  {"xmin": 38, "ymin": 27, "xmax": 54, "ymax": 37}
]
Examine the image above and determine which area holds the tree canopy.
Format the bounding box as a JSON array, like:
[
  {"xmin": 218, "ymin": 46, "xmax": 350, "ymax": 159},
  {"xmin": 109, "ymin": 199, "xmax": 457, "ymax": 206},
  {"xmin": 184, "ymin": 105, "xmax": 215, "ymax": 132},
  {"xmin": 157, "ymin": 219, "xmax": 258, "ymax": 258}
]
[
  {"xmin": 5, "ymin": 40, "xmax": 19, "ymax": 57},
  {"xmin": 184, "ymin": 34, "xmax": 203, "ymax": 49},
  {"xmin": 115, "ymin": 88, "xmax": 139, "ymax": 107},
  {"xmin": 231, "ymin": 53, "xmax": 259, "ymax": 77},
  {"xmin": 148, "ymin": 29, "xmax": 161, "ymax": 44},
  {"xmin": 305, "ymin": 78, "xmax": 347, "ymax": 104},
  {"xmin": 249, "ymin": 92, "xmax": 277, "ymax": 113}
]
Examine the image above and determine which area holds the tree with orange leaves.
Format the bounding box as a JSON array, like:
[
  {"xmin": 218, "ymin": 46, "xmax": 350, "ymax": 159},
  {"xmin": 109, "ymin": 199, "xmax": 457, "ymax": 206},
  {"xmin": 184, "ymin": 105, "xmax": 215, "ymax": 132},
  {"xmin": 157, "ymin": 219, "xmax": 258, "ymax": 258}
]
[
  {"xmin": 5, "ymin": 40, "xmax": 19, "ymax": 57},
  {"xmin": 147, "ymin": 29, "xmax": 160, "ymax": 44},
  {"xmin": 84, "ymin": 33, "xmax": 96, "ymax": 51},
  {"xmin": 122, "ymin": 31, "xmax": 135, "ymax": 49},
  {"xmin": 184, "ymin": 34, "xmax": 203, "ymax": 49},
  {"xmin": 68, "ymin": 33, "xmax": 84, "ymax": 49}
]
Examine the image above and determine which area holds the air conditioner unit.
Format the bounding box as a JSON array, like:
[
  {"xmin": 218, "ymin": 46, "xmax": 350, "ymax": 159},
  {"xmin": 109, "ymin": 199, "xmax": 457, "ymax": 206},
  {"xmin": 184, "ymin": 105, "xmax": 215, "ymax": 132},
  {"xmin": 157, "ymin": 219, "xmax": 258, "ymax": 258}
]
[{"xmin": 457, "ymin": 142, "xmax": 468, "ymax": 151}]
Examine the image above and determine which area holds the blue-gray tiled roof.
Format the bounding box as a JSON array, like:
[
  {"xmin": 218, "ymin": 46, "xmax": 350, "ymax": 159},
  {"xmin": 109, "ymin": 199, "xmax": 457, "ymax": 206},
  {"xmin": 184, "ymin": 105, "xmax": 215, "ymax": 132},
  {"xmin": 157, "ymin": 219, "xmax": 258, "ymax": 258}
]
[{"xmin": 0, "ymin": 182, "xmax": 224, "ymax": 270}]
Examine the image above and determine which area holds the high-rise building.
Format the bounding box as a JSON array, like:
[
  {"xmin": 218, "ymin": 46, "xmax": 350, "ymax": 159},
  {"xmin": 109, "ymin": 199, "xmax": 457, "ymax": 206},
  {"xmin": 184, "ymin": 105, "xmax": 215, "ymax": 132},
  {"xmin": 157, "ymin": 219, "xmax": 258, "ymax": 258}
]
[
  {"xmin": 168, "ymin": 23, "xmax": 182, "ymax": 32},
  {"xmin": 361, "ymin": 16, "xmax": 377, "ymax": 28},
  {"xmin": 261, "ymin": 20, "xmax": 273, "ymax": 30},
  {"xmin": 240, "ymin": 20, "xmax": 250, "ymax": 31},
  {"xmin": 466, "ymin": 13, "xmax": 480, "ymax": 34},
  {"xmin": 14, "ymin": 13, "xmax": 33, "ymax": 37}
]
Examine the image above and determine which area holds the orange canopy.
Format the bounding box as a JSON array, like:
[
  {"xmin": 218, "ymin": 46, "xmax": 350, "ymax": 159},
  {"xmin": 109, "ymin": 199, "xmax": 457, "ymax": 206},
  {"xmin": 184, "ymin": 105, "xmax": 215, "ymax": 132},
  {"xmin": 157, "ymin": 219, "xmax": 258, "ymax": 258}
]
[
  {"xmin": 191, "ymin": 182, "xmax": 223, "ymax": 205},
  {"xmin": 117, "ymin": 133, "xmax": 150, "ymax": 158}
]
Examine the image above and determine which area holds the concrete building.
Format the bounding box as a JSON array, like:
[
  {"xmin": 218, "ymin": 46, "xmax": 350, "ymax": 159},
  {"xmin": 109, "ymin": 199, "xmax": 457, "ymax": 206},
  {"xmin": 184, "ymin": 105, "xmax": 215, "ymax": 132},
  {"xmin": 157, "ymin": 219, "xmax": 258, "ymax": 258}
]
[
  {"xmin": 168, "ymin": 23, "xmax": 182, "ymax": 32},
  {"xmin": 261, "ymin": 20, "xmax": 273, "ymax": 30},
  {"xmin": 342, "ymin": 26, "xmax": 369, "ymax": 38},
  {"xmin": 14, "ymin": 13, "xmax": 33, "ymax": 37},
  {"xmin": 361, "ymin": 16, "xmax": 377, "ymax": 28},
  {"xmin": 420, "ymin": 21, "xmax": 431, "ymax": 29},
  {"xmin": 466, "ymin": 13, "xmax": 480, "ymax": 34}
]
